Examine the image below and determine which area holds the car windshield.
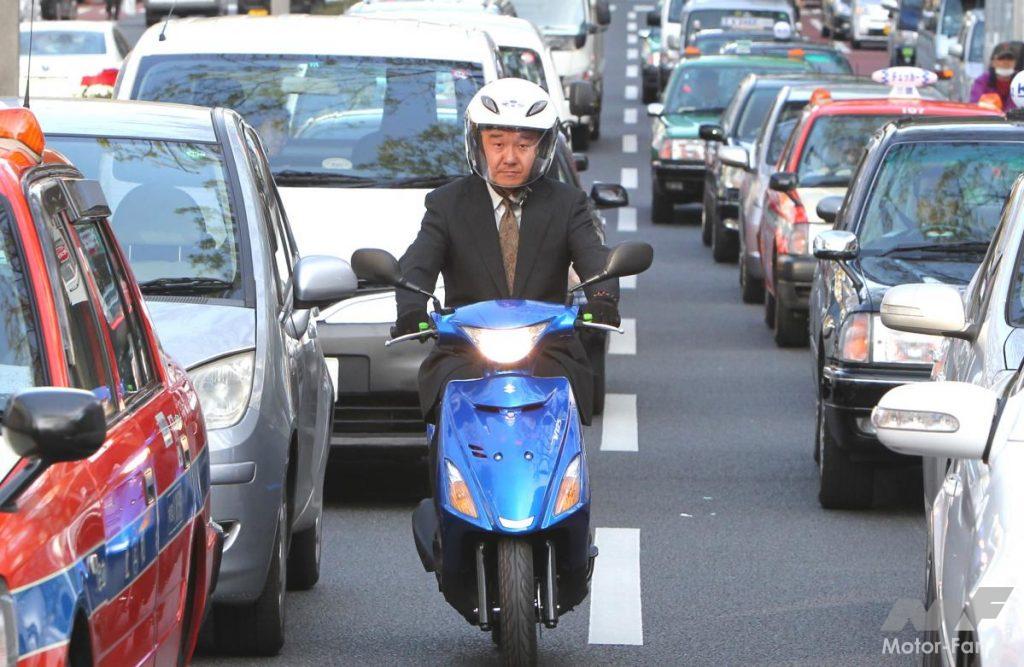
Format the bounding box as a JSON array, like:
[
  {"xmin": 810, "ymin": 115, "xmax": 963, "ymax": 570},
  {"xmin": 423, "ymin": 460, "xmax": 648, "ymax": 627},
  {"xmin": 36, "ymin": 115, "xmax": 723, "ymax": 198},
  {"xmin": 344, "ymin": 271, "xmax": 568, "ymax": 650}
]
[
  {"xmin": 132, "ymin": 54, "xmax": 486, "ymax": 186},
  {"xmin": 19, "ymin": 31, "xmax": 106, "ymax": 56},
  {"xmin": 513, "ymin": 0, "xmax": 586, "ymax": 32},
  {"xmin": 796, "ymin": 115, "xmax": 897, "ymax": 187},
  {"xmin": 735, "ymin": 86, "xmax": 783, "ymax": 141},
  {"xmin": 693, "ymin": 31, "xmax": 773, "ymax": 54},
  {"xmin": 0, "ymin": 205, "xmax": 44, "ymax": 404},
  {"xmin": 726, "ymin": 46, "xmax": 852, "ymax": 74},
  {"xmin": 858, "ymin": 141, "xmax": 1024, "ymax": 254},
  {"xmin": 685, "ymin": 10, "xmax": 792, "ymax": 43},
  {"xmin": 667, "ymin": 61, "xmax": 806, "ymax": 114},
  {"xmin": 48, "ymin": 137, "xmax": 245, "ymax": 300},
  {"xmin": 499, "ymin": 48, "xmax": 547, "ymax": 90}
]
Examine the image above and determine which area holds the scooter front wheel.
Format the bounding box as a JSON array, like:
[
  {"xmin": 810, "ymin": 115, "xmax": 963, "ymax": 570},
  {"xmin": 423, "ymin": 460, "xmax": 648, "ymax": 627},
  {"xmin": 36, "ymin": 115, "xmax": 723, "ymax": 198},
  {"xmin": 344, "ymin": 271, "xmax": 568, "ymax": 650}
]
[{"xmin": 497, "ymin": 538, "xmax": 538, "ymax": 666}]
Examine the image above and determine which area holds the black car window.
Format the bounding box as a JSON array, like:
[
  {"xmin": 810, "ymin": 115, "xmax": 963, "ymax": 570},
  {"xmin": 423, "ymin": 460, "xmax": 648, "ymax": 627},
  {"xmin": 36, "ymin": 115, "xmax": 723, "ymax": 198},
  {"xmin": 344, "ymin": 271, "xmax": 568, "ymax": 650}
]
[
  {"xmin": 858, "ymin": 141, "xmax": 1024, "ymax": 254},
  {"xmin": 733, "ymin": 86, "xmax": 778, "ymax": 142}
]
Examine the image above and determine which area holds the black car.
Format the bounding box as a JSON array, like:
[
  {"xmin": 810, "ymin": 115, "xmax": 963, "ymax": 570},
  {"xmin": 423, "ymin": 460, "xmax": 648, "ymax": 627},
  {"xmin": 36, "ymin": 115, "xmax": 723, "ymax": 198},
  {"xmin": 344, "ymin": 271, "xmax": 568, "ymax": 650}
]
[{"xmin": 807, "ymin": 117, "xmax": 1024, "ymax": 509}]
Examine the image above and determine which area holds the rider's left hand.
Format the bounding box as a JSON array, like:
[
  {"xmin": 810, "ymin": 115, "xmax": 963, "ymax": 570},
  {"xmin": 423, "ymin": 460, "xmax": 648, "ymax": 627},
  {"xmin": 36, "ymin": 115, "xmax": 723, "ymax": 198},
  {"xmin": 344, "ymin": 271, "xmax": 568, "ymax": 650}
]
[{"xmin": 579, "ymin": 296, "xmax": 621, "ymax": 327}]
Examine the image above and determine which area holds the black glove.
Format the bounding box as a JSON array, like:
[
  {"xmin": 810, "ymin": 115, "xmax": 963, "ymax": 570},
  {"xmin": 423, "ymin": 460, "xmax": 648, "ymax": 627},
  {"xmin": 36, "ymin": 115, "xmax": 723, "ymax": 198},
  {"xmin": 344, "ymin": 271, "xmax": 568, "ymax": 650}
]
[
  {"xmin": 391, "ymin": 309, "xmax": 431, "ymax": 340},
  {"xmin": 579, "ymin": 297, "xmax": 621, "ymax": 327}
]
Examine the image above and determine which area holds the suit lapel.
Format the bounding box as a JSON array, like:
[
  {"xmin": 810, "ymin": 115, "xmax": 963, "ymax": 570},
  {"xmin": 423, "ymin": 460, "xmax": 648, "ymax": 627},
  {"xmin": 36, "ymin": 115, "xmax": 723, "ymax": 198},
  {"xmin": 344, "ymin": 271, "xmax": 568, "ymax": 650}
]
[
  {"xmin": 465, "ymin": 177, "xmax": 510, "ymax": 298},
  {"xmin": 512, "ymin": 178, "xmax": 553, "ymax": 297}
]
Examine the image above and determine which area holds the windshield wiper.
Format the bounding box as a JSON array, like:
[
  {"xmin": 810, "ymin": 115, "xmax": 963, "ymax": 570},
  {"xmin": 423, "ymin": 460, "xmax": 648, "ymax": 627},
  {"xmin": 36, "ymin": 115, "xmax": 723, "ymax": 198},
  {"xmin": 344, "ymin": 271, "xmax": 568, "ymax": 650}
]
[
  {"xmin": 139, "ymin": 277, "xmax": 234, "ymax": 295},
  {"xmin": 876, "ymin": 240, "xmax": 991, "ymax": 257},
  {"xmin": 386, "ymin": 174, "xmax": 462, "ymax": 188},
  {"xmin": 272, "ymin": 170, "xmax": 381, "ymax": 187}
]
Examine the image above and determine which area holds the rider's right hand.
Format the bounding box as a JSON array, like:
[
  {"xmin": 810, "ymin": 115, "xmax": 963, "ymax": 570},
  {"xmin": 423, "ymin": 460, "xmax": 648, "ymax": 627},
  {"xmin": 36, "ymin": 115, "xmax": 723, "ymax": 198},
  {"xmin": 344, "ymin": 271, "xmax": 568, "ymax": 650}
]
[{"xmin": 391, "ymin": 309, "xmax": 431, "ymax": 340}]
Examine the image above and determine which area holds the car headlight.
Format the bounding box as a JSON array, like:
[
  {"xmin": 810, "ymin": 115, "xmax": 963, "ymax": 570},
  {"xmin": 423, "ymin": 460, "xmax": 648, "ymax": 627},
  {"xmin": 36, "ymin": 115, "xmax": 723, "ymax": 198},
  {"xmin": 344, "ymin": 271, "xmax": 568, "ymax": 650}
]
[
  {"xmin": 837, "ymin": 313, "xmax": 941, "ymax": 364},
  {"xmin": 554, "ymin": 455, "xmax": 582, "ymax": 515},
  {"xmin": 721, "ymin": 164, "xmax": 745, "ymax": 192},
  {"xmin": 462, "ymin": 322, "xmax": 548, "ymax": 365},
  {"xmin": 188, "ymin": 351, "xmax": 255, "ymax": 430},
  {"xmin": 0, "ymin": 579, "xmax": 16, "ymax": 667},
  {"xmin": 659, "ymin": 139, "xmax": 705, "ymax": 161},
  {"xmin": 445, "ymin": 460, "xmax": 477, "ymax": 518}
]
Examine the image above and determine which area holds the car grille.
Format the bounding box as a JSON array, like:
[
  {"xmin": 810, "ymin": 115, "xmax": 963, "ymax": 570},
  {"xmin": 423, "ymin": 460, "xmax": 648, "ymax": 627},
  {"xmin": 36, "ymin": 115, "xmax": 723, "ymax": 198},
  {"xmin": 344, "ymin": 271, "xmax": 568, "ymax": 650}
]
[{"xmin": 333, "ymin": 393, "xmax": 425, "ymax": 438}]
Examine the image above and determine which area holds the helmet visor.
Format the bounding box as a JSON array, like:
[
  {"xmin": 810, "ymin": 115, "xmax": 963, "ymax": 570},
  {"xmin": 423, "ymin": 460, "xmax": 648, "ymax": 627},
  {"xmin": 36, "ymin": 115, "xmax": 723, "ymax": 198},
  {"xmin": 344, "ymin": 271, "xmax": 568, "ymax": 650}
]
[{"xmin": 465, "ymin": 120, "xmax": 558, "ymax": 188}]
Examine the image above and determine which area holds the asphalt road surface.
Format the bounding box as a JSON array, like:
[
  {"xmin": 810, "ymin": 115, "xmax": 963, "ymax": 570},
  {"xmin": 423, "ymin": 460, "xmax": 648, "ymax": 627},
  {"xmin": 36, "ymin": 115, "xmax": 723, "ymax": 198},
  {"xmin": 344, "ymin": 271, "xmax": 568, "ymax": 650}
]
[{"xmin": 169, "ymin": 3, "xmax": 926, "ymax": 665}]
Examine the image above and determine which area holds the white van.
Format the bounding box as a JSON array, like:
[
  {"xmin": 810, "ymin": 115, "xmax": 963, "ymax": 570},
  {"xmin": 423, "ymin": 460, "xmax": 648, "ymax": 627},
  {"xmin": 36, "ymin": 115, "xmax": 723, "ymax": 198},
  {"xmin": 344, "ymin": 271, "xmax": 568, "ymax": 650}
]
[{"xmin": 117, "ymin": 15, "xmax": 501, "ymax": 447}]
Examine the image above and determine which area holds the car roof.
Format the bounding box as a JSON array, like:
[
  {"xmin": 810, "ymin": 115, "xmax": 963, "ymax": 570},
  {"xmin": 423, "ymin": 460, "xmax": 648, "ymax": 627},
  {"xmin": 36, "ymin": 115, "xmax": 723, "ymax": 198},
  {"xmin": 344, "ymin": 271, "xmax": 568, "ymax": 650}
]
[
  {"xmin": 809, "ymin": 98, "xmax": 1000, "ymax": 118},
  {"xmin": 347, "ymin": 9, "xmax": 542, "ymax": 48},
  {"xmin": 18, "ymin": 20, "xmax": 114, "ymax": 33},
  {"xmin": 681, "ymin": 54, "xmax": 807, "ymax": 68},
  {"xmin": 887, "ymin": 117, "xmax": 1024, "ymax": 142},
  {"xmin": 683, "ymin": 0, "xmax": 793, "ymax": 11},
  {"xmin": 7, "ymin": 97, "xmax": 218, "ymax": 143},
  {"xmin": 132, "ymin": 15, "xmax": 493, "ymax": 62},
  {"xmin": 348, "ymin": 0, "xmax": 500, "ymax": 12},
  {"xmin": 750, "ymin": 73, "xmax": 859, "ymax": 87},
  {"xmin": 783, "ymin": 81, "xmax": 945, "ymax": 101}
]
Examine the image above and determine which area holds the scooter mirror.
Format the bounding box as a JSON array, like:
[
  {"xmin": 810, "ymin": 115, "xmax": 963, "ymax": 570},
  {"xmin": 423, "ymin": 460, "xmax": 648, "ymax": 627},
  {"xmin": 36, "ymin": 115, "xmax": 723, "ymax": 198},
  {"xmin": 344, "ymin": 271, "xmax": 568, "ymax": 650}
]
[
  {"xmin": 604, "ymin": 241, "xmax": 654, "ymax": 280},
  {"xmin": 351, "ymin": 248, "xmax": 402, "ymax": 286}
]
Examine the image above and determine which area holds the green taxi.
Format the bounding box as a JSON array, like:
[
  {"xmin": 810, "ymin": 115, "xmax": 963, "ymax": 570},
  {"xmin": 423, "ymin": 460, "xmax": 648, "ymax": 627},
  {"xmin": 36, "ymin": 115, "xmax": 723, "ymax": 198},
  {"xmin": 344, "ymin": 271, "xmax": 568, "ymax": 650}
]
[{"xmin": 647, "ymin": 54, "xmax": 812, "ymax": 223}]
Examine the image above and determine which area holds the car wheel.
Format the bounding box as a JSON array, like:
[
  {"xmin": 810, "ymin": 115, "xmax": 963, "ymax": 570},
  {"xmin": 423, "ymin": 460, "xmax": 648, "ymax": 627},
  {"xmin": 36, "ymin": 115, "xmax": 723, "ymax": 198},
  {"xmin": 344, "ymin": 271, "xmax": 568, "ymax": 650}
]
[
  {"xmin": 764, "ymin": 291, "xmax": 776, "ymax": 328},
  {"xmin": 589, "ymin": 113, "xmax": 601, "ymax": 140},
  {"xmin": 571, "ymin": 123, "xmax": 590, "ymax": 151},
  {"xmin": 700, "ymin": 192, "xmax": 714, "ymax": 246},
  {"xmin": 642, "ymin": 83, "xmax": 658, "ymax": 104},
  {"xmin": 740, "ymin": 258, "xmax": 765, "ymax": 303},
  {"xmin": 773, "ymin": 290, "xmax": 807, "ymax": 347},
  {"xmin": 818, "ymin": 402, "xmax": 874, "ymax": 509},
  {"xmin": 711, "ymin": 216, "xmax": 738, "ymax": 263},
  {"xmin": 213, "ymin": 501, "xmax": 287, "ymax": 656},
  {"xmin": 651, "ymin": 189, "xmax": 674, "ymax": 224},
  {"xmin": 287, "ymin": 511, "xmax": 321, "ymax": 591}
]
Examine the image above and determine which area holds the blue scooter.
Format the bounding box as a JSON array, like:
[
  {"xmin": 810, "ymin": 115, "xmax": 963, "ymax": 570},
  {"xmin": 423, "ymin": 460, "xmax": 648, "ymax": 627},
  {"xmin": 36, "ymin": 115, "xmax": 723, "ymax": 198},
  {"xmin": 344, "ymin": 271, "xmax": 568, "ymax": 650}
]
[{"xmin": 352, "ymin": 242, "xmax": 652, "ymax": 665}]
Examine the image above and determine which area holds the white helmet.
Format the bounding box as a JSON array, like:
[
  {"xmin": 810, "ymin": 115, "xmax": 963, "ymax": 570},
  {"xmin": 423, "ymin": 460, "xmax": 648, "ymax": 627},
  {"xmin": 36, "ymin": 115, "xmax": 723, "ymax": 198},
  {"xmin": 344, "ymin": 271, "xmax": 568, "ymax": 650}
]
[{"xmin": 464, "ymin": 78, "xmax": 559, "ymax": 188}]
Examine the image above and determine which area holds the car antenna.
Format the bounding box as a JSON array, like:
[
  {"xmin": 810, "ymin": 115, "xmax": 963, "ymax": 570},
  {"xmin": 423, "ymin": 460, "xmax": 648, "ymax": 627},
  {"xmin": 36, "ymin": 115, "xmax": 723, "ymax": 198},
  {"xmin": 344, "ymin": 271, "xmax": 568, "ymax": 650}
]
[
  {"xmin": 159, "ymin": 0, "xmax": 177, "ymax": 41},
  {"xmin": 23, "ymin": 0, "xmax": 37, "ymax": 108}
]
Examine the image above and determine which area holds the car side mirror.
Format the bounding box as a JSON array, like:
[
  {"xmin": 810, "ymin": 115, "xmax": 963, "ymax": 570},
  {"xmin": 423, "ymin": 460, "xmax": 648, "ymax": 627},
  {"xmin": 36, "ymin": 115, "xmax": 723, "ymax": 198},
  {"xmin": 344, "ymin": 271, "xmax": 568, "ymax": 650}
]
[
  {"xmin": 0, "ymin": 388, "xmax": 107, "ymax": 509},
  {"xmin": 812, "ymin": 229, "xmax": 858, "ymax": 260},
  {"xmin": 646, "ymin": 102, "xmax": 664, "ymax": 117},
  {"xmin": 719, "ymin": 145, "xmax": 750, "ymax": 170},
  {"xmin": 594, "ymin": 0, "xmax": 611, "ymax": 26},
  {"xmin": 699, "ymin": 124, "xmax": 725, "ymax": 142},
  {"xmin": 874, "ymin": 382, "xmax": 995, "ymax": 459},
  {"xmin": 573, "ymin": 153, "xmax": 589, "ymax": 172},
  {"xmin": 293, "ymin": 255, "xmax": 358, "ymax": 310},
  {"xmin": 815, "ymin": 195, "xmax": 844, "ymax": 225},
  {"xmin": 948, "ymin": 42, "xmax": 964, "ymax": 59},
  {"xmin": 569, "ymin": 80, "xmax": 597, "ymax": 117},
  {"xmin": 769, "ymin": 171, "xmax": 798, "ymax": 192},
  {"xmin": 646, "ymin": 9, "xmax": 661, "ymax": 26},
  {"xmin": 880, "ymin": 283, "xmax": 972, "ymax": 340},
  {"xmin": 590, "ymin": 182, "xmax": 628, "ymax": 209}
]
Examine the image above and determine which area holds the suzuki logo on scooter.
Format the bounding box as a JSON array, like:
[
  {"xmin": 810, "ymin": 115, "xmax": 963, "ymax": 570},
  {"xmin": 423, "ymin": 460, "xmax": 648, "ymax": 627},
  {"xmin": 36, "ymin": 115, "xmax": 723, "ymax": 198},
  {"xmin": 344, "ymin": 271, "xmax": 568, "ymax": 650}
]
[{"xmin": 503, "ymin": 383, "xmax": 516, "ymax": 394}]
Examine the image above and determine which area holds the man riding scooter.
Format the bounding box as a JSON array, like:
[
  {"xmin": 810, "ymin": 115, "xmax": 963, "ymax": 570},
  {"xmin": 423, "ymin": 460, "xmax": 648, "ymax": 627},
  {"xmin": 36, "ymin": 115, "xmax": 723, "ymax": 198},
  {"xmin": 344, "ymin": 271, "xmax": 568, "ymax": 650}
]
[{"xmin": 391, "ymin": 77, "xmax": 621, "ymax": 427}]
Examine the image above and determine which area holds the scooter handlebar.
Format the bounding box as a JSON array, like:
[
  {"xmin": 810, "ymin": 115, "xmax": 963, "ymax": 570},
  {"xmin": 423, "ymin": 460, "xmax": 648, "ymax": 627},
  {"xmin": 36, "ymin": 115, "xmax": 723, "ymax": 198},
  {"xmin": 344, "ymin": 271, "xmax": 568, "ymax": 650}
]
[
  {"xmin": 385, "ymin": 329, "xmax": 439, "ymax": 347},
  {"xmin": 575, "ymin": 321, "xmax": 625, "ymax": 334}
]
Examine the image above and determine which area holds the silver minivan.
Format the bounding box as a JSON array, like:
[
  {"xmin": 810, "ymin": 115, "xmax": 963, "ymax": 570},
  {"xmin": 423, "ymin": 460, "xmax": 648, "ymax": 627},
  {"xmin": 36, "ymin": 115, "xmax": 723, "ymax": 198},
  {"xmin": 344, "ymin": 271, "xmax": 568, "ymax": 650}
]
[
  {"xmin": 943, "ymin": 7, "xmax": 985, "ymax": 101},
  {"xmin": 34, "ymin": 98, "xmax": 357, "ymax": 656}
]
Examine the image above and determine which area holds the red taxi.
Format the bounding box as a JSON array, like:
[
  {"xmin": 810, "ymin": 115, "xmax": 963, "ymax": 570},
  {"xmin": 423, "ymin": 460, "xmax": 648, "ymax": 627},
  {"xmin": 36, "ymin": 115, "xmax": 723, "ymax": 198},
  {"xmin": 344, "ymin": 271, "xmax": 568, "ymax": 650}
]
[
  {"xmin": 757, "ymin": 71, "xmax": 1002, "ymax": 347},
  {"xmin": 0, "ymin": 108, "xmax": 221, "ymax": 665}
]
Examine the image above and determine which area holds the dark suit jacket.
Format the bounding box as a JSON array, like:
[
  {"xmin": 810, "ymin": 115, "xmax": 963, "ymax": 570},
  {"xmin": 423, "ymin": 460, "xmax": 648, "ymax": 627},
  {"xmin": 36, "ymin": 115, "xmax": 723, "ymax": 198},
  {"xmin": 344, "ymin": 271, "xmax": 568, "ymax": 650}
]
[{"xmin": 397, "ymin": 174, "xmax": 618, "ymax": 424}]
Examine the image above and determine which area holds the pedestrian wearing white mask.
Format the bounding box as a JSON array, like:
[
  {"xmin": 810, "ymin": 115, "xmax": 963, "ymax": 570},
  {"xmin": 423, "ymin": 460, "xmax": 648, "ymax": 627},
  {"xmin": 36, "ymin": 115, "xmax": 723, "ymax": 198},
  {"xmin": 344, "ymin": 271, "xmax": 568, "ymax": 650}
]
[{"xmin": 970, "ymin": 42, "xmax": 1024, "ymax": 110}]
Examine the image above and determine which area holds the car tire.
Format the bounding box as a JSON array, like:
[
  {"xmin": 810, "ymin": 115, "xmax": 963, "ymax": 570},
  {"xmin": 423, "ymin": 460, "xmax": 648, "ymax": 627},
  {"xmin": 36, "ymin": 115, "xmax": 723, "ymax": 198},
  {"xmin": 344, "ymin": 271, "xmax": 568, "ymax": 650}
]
[
  {"xmin": 773, "ymin": 291, "xmax": 807, "ymax": 347},
  {"xmin": 700, "ymin": 195, "xmax": 714, "ymax": 246},
  {"xmin": 764, "ymin": 291, "xmax": 776, "ymax": 328},
  {"xmin": 817, "ymin": 400, "xmax": 874, "ymax": 509},
  {"xmin": 642, "ymin": 83, "xmax": 658, "ymax": 104},
  {"xmin": 571, "ymin": 123, "xmax": 590, "ymax": 151},
  {"xmin": 213, "ymin": 502, "xmax": 287, "ymax": 656},
  {"xmin": 287, "ymin": 511, "xmax": 321, "ymax": 591},
  {"xmin": 711, "ymin": 217, "xmax": 738, "ymax": 263},
  {"xmin": 652, "ymin": 190, "xmax": 674, "ymax": 224},
  {"xmin": 740, "ymin": 259, "xmax": 765, "ymax": 303}
]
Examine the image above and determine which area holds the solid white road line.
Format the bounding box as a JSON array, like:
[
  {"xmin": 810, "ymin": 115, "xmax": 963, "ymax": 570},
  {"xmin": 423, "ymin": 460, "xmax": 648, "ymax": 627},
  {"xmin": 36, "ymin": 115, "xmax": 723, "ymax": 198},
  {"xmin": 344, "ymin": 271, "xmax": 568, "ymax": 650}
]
[
  {"xmin": 624, "ymin": 107, "xmax": 638, "ymax": 124},
  {"xmin": 620, "ymin": 167, "xmax": 638, "ymax": 189},
  {"xmin": 625, "ymin": 85, "xmax": 638, "ymax": 100},
  {"xmin": 622, "ymin": 134, "xmax": 638, "ymax": 153},
  {"xmin": 626, "ymin": 64, "xmax": 639, "ymax": 79},
  {"xmin": 627, "ymin": 33, "xmax": 637, "ymax": 45},
  {"xmin": 627, "ymin": 21, "xmax": 637, "ymax": 32},
  {"xmin": 621, "ymin": 274, "xmax": 637, "ymax": 289},
  {"xmin": 588, "ymin": 527, "xmax": 644, "ymax": 645},
  {"xmin": 609, "ymin": 318, "xmax": 636, "ymax": 355},
  {"xmin": 618, "ymin": 206, "xmax": 637, "ymax": 232},
  {"xmin": 810, "ymin": 18, "xmax": 823, "ymax": 32},
  {"xmin": 600, "ymin": 394, "xmax": 638, "ymax": 451},
  {"xmin": 627, "ymin": 47, "xmax": 638, "ymax": 59},
  {"xmin": 627, "ymin": 10, "xmax": 636, "ymax": 19}
]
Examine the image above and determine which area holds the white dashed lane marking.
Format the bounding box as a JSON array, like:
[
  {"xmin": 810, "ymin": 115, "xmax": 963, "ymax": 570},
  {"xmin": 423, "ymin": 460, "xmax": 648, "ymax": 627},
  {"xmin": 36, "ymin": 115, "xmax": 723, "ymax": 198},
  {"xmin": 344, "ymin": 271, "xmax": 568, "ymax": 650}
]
[
  {"xmin": 618, "ymin": 206, "xmax": 637, "ymax": 232},
  {"xmin": 633, "ymin": 3, "xmax": 654, "ymax": 9},
  {"xmin": 627, "ymin": 47, "xmax": 638, "ymax": 59},
  {"xmin": 626, "ymin": 64, "xmax": 639, "ymax": 79},
  {"xmin": 620, "ymin": 167, "xmax": 638, "ymax": 189},
  {"xmin": 624, "ymin": 108, "xmax": 637, "ymax": 124},
  {"xmin": 627, "ymin": 21, "xmax": 637, "ymax": 32},
  {"xmin": 609, "ymin": 318, "xmax": 636, "ymax": 355},
  {"xmin": 625, "ymin": 85, "xmax": 638, "ymax": 100},
  {"xmin": 621, "ymin": 275, "xmax": 637, "ymax": 289},
  {"xmin": 627, "ymin": 33, "xmax": 637, "ymax": 44},
  {"xmin": 588, "ymin": 528, "xmax": 644, "ymax": 645},
  {"xmin": 622, "ymin": 134, "xmax": 637, "ymax": 153},
  {"xmin": 599, "ymin": 395, "xmax": 638, "ymax": 451}
]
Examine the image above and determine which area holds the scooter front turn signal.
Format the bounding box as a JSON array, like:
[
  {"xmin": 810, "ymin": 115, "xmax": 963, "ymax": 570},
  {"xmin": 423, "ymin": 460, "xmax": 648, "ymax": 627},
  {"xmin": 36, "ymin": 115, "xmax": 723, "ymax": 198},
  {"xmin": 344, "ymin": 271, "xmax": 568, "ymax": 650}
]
[
  {"xmin": 554, "ymin": 455, "xmax": 582, "ymax": 515},
  {"xmin": 446, "ymin": 460, "xmax": 478, "ymax": 518}
]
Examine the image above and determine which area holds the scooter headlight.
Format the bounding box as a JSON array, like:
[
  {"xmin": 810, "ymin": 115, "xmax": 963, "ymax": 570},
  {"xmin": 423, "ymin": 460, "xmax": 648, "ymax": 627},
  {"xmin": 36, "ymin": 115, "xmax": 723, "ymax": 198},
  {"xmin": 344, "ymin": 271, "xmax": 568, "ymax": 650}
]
[
  {"xmin": 445, "ymin": 460, "xmax": 478, "ymax": 519},
  {"xmin": 554, "ymin": 455, "xmax": 582, "ymax": 515},
  {"xmin": 462, "ymin": 323, "xmax": 549, "ymax": 365}
]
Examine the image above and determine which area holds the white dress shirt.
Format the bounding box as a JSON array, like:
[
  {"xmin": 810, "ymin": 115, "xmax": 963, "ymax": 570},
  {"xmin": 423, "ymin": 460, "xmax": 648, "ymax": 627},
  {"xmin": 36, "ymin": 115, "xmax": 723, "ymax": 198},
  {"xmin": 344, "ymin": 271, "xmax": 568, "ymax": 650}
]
[{"xmin": 486, "ymin": 183, "xmax": 523, "ymax": 230}]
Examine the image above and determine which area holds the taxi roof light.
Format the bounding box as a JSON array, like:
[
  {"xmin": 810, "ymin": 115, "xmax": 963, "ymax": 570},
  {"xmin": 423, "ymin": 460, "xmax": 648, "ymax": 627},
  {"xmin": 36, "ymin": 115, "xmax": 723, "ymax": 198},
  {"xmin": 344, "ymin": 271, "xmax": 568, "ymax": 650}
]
[
  {"xmin": 684, "ymin": 46, "xmax": 701, "ymax": 57},
  {"xmin": 0, "ymin": 108, "xmax": 45, "ymax": 157},
  {"xmin": 809, "ymin": 88, "xmax": 832, "ymax": 106},
  {"xmin": 871, "ymin": 66, "xmax": 937, "ymax": 99},
  {"xmin": 978, "ymin": 92, "xmax": 1004, "ymax": 111},
  {"xmin": 787, "ymin": 48, "xmax": 806, "ymax": 59}
]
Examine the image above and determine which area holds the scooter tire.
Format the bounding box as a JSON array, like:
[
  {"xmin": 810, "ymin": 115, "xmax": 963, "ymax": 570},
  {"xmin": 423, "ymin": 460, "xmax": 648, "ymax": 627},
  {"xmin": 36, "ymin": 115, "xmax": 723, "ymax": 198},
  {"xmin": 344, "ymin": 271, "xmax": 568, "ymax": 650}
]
[{"xmin": 497, "ymin": 539, "xmax": 537, "ymax": 666}]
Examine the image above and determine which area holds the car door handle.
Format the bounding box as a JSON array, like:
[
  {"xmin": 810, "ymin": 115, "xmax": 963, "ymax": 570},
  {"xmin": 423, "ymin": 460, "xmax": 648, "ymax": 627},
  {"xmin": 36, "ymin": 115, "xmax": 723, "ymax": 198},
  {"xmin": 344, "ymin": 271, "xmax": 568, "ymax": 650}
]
[
  {"xmin": 942, "ymin": 472, "xmax": 962, "ymax": 498},
  {"xmin": 143, "ymin": 468, "xmax": 157, "ymax": 506}
]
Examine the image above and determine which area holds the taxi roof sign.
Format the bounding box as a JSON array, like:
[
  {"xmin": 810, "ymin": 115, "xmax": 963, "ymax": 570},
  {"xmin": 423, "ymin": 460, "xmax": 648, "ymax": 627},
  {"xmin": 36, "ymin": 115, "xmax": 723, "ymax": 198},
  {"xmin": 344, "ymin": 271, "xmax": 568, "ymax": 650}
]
[
  {"xmin": 809, "ymin": 88, "xmax": 832, "ymax": 106},
  {"xmin": 1011, "ymin": 70, "xmax": 1024, "ymax": 109},
  {"xmin": 871, "ymin": 66, "xmax": 937, "ymax": 99},
  {"xmin": 0, "ymin": 108, "xmax": 45, "ymax": 159}
]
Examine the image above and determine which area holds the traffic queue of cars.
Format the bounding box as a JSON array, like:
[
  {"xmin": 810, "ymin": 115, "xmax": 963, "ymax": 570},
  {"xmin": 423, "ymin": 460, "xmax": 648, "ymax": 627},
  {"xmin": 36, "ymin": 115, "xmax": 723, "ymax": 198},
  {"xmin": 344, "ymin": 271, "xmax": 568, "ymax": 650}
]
[
  {"xmin": 643, "ymin": 12, "xmax": 1024, "ymax": 660},
  {"xmin": 2, "ymin": 2, "xmax": 627, "ymax": 662}
]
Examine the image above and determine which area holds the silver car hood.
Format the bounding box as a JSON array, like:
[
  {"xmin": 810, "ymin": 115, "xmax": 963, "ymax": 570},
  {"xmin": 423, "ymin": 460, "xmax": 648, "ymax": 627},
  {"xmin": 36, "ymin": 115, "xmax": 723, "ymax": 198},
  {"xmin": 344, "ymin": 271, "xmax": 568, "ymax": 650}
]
[{"xmin": 145, "ymin": 298, "xmax": 256, "ymax": 371}]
